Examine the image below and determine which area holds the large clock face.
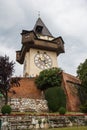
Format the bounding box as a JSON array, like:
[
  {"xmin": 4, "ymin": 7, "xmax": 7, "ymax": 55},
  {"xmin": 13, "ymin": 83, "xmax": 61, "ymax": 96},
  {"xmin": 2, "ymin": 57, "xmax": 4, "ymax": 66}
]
[{"xmin": 34, "ymin": 52, "xmax": 52, "ymax": 69}]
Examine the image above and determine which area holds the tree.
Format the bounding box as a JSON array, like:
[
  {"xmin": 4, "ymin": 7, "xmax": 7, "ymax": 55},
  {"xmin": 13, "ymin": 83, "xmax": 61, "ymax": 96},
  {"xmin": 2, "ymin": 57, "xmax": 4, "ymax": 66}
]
[
  {"xmin": 45, "ymin": 87, "xmax": 66, "ymax": 112},
  {"xmin": 77, "ymin": 59, "xmax": 87, "ymax": 85},
  {"xmin": 0, "ymin": 55, "xmax": 20, "ymax": 104},
  {"xmin": 80, "ymin": 101, "xmax": 87, "ymax": 114},
  {"xmin": 35, "ymin": 67, "xmax": 62, "ymax": 90},
  {"xmin": 77, "ymin": 59, "xmax": 87, "ymax": 104},
  {"xmin": 35, "ymin": 67, "xmax": 66, "ymax": 112}
]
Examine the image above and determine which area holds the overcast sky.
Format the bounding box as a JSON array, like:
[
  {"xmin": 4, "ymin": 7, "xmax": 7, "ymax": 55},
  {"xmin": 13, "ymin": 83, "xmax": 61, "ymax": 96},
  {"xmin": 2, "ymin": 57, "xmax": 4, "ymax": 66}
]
[{"xmin": 0, "ymin": 0, "xmax": 87, "ymax": 77}]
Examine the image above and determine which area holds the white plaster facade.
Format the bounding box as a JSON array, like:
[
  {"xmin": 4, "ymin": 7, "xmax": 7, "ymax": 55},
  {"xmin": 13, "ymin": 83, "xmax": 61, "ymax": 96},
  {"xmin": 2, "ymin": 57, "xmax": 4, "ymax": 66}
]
[{"xmin": 23, "ymin": 48, "xmax": 58, "ymax": 77}]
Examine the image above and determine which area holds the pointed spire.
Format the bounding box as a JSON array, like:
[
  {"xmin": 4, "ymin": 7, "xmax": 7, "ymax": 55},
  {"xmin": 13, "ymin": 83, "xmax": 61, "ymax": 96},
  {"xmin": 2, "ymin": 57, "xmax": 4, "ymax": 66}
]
[{"xmin": 33, "ymin": 17, "xmax": 53, "ymax": 37}]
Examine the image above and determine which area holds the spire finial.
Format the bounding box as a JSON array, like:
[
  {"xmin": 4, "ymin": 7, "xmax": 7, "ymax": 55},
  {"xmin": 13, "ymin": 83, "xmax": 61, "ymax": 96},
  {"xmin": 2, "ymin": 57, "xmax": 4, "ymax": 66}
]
[{"xmin": 38, "ymin": 11, "xmax": 40, "ymax": 18}]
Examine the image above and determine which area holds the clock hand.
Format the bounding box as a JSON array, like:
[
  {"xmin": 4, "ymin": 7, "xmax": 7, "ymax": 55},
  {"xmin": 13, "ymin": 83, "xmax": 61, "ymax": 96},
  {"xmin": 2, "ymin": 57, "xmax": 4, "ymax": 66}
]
[{"xmin": 39, "ymin": 56, "xmax": 45, "ymax": 62}]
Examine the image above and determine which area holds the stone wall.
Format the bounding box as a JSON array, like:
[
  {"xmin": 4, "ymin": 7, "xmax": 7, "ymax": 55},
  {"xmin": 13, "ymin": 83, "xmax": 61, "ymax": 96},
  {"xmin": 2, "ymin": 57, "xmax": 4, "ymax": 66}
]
[
  {"xmin": 8, "ymin": 98, "xmax": 48, "ymax": 112},
  {"xmin": 0, "ymin": 115, "xmax": 87, "ymax": 130},
  {"xmin": 8, "ymin": 73, "xmax": 81, "ymax": 112}
]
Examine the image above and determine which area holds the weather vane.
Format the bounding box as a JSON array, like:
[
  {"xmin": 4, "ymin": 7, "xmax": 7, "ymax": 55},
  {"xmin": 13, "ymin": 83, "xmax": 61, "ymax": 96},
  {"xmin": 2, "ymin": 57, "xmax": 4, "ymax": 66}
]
[{"xmin": 38, "ymin": 11, "xmax": 40, "ymax": 17}]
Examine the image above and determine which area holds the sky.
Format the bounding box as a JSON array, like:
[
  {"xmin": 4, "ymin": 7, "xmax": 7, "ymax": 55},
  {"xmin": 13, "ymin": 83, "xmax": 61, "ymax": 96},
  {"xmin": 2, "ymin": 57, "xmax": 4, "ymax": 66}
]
[{"xmin": 0, "ymin": 0, "xmax": 87, "ymax": 77}]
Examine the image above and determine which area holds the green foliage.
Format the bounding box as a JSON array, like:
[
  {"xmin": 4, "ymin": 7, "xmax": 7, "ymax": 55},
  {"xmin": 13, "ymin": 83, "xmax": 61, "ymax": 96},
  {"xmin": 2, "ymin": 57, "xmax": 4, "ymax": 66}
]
[
  {"xmin": 1, "ymin": 105, "xmax": 12, "ymax": 114},
  {"xmin": 77, "ymin": 59, "xmax": 87, "ymax": 103},
  {"xmin": 78, "ymin": 86, "xmax": 87, "ymax": 104},
  {"xmin": 45, "ymin": 87, "xmax": 66, "ymax": 112},
  {"xmin": 58, "ymin": 107, "xmax": 66, "ymax": 115},
  {"xmin": 80, "ymin": 101, "xmax": 87, "ymax": 114},
  {"xmin": 77, "ymin": 59, "xmax": 87, "ymax": 91},
  {"xmin": 35, "ymin": 67, "xmax": 62, "ymax": 90},
  {"xmin": 35, "ymin": 67, "xmax": 66, "ymax": 112}
]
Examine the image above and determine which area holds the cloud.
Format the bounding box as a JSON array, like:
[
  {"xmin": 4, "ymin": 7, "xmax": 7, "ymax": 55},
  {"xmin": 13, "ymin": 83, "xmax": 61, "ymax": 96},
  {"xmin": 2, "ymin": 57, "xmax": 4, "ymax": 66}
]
[{"xmin": 0, "ymin": 0, "xmax": 87, "ymax": 76}]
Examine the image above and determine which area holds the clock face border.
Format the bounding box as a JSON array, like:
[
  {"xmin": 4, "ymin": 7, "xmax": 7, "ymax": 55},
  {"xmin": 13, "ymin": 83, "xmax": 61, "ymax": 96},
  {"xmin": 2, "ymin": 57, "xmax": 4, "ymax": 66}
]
[{"xmin": 34, "ymin": 51, "xmax": 52, "ymax": 70}]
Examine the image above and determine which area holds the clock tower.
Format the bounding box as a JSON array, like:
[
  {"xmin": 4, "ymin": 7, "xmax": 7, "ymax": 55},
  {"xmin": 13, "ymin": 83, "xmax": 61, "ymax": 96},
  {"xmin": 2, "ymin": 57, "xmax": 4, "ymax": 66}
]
[{"xmin": 16, "ymin": 17, "xmax": 65, "ymax": 77}]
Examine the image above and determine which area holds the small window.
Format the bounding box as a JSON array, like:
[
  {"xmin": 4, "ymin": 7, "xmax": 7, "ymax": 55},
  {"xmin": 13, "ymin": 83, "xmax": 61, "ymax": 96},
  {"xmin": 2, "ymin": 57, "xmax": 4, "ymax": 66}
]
[{"xmin": 35, "ymin": 26, "xmax": 43, "ymax": 34}]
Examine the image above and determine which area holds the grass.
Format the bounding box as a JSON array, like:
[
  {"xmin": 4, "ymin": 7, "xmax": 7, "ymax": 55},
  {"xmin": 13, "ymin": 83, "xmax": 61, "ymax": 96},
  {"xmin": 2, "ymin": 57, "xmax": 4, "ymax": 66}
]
[
  {"xmin": 11, "ymin": 111, "xmax": 84, "ymax": 115},
  {"xmin": 23, "ymin": 127, "xmax": 87, "ymax": 130},
  {"xmin": 49, "ymin": 126, "xmax": 87, "ymax": 130}
]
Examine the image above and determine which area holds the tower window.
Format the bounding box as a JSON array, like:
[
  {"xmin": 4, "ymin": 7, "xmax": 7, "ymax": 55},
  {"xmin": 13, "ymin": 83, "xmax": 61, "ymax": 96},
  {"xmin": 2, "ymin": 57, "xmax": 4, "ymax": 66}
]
[{"xmin": 35, "ymin": 26, "xmax": 43, "ymax": 34}]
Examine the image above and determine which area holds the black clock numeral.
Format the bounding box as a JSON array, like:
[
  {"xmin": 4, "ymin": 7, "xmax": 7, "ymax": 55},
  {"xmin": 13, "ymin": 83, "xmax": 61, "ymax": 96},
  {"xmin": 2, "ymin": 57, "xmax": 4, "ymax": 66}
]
[{"xmin": 34, "ymin": 52, "xmax": 52, "ymax": 69}]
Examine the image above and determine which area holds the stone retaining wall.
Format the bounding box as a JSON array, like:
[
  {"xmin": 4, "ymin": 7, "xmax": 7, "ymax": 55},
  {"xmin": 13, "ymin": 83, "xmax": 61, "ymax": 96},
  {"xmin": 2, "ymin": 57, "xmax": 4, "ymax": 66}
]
[
  {"xmin": 0, "ymin": 115, "xmax": 87, "ymax": 130},
  {"xmin": 8, "ymin": 98, "xmax": 48, "ymax": 112}
]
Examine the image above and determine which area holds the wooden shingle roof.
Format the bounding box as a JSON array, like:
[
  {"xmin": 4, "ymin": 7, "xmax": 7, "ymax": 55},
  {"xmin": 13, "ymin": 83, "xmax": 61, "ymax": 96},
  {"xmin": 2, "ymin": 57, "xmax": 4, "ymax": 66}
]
[{"xmin": 33, "ymin": 17, "xmax": 53, "ymax": 37}]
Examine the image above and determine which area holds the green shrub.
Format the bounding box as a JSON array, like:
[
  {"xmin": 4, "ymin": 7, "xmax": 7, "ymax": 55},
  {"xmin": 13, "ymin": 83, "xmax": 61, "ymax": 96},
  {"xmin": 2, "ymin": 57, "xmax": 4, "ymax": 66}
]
[
  {"xmin": 59, "ymin": 107, "xmax": 66, "ymax": 115},
  {"xmin": 35, "ymin": 67, "xmax": 62, "ymax": 90},
  {"xmin": 45, "ymin": 87, "xmax": 66, "ymax": 112},
  {"xmin": 80, "ymin": 101, "xmax": 87, "ymax": 113},
  {"xmin": 80, "ymin": 106, "xmax": 87, "ymax": 113},
  {"xmin": 1, "ymin": 105, "xmax": 12, "ymax": 114}
]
